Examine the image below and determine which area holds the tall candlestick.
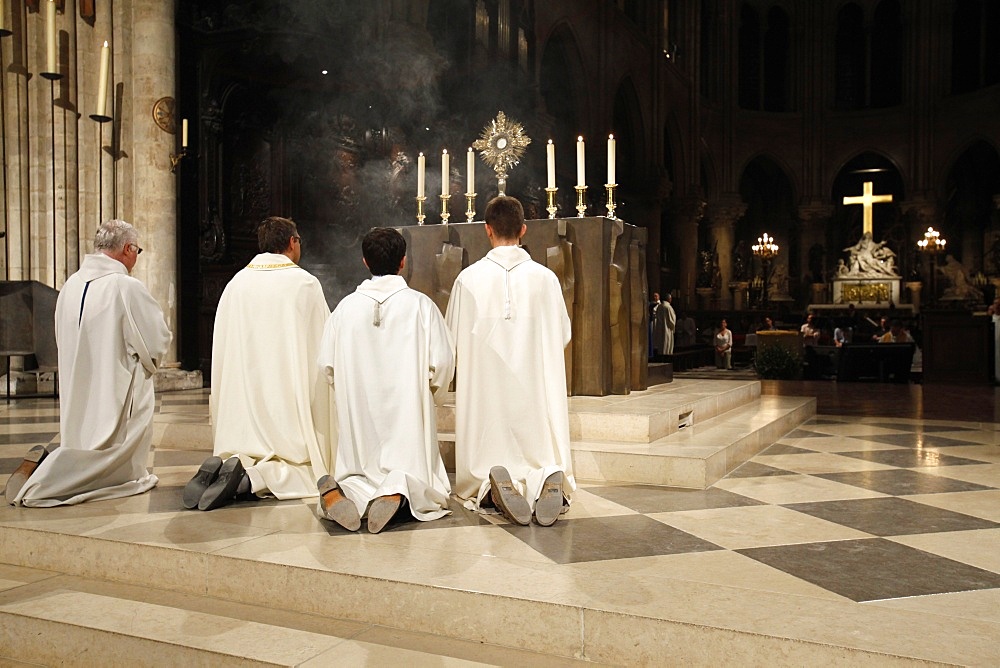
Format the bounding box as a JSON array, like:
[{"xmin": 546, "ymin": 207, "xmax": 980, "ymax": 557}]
[
  {"xmin": 441, "ymin": 149, "xmax": 450, "ymax": 197},
  {"xmin": 45, "ymin": 0, "xmax": 56, "ymax": 74},
  {"xmin": 417, "ymin": 152, "xmax": 425, "ymax": 197},
  {"xmin": 0, "ymin": 0, "xmax": 7, "ymax": 34},
  {"xmin": 181, "ymin": 118, "xmax": 189, "ymax": 148},
  {"xmin": 576, "ymin": 136, "xmax": 585, "ymax": 187},
  {"xmin": 607, "ymin": 134, "xmax": 616, "ymax": 185},
  {"xmin": 96, "ymin": 41, "xmax": 110, "ymax": 118},
  {"xmin": 466, "ymin": 147, "xmax": 475, "ymax": 193},
  {"xmin": 547, "ymin": 140, "xmax": 556, "ymax": 188}
]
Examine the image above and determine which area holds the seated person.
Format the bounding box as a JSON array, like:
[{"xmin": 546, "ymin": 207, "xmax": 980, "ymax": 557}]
[{"xmin": 879, "ymin": 319, "xmax": 914, "ymax": 344}]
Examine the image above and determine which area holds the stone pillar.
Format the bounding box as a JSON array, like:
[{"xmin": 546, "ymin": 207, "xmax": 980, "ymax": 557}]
[
  {"xmin": 797, "ymin": 202, "xmax": 833, "ymax": 283},
  {"xmin": 906, "ymin": 281, "xmax": 922, "ymax": 313},
  {"xmin": 667, "ymin": 197, "xmax": 705, "ymax": 310},
  {"xmin": 705, "ymin": 196, "xmax": 746, "ymax": 309},
  {"xmin": 729, "ymin": 281, "xmax": 749, "ymax": 310},
  {"xmin": 125, "ymin": 0, "xmax": 179, "ymax": 364}
]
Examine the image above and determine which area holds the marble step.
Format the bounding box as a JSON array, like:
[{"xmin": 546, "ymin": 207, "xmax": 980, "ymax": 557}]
[
  {"xmin": 0, "ymin": 522, "xmax": 964, "ymax": 667},
  {"xmin": 571, "ymin": 395, "xmax": 816, "ymax": 488},
  {"xmin": 0, "ymin": 565, "xmax": 587, "ymax": 667}
]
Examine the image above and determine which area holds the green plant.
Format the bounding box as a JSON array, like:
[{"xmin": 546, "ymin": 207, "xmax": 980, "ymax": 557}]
[{"xmin": 754, "ymin": 344, "xmax": 800, "ymax": 379}]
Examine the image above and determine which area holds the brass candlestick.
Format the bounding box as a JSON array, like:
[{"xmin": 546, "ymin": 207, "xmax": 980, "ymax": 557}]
[
  {"xmin": 605, "ymin": 183, "xmax": 618, "ymax": 219},
  {"xmin": 465, "ymin": 193, "xmax": 476, "ymax": 222},
  {"xmin": 574, "ymin": 185, "xmax": 588, "ymax": 217},
  {"xmin": 440, "ymin": 193, "xmax": 451, "ymax": 224},
  {"xmin": 545, "ymin": 187, "xmax": 558, "ymax": 219},
  {"xmin": 416, "ymin": 196, "xmax": 427, "ymax": 225},
  {"xmin": 169, "ymin": 147, "xmax": 188, "ymax": 174}
]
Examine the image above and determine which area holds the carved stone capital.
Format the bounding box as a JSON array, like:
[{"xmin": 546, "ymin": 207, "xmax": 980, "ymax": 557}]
[
  {"xmin": 669, "ymin": 197, "xmax": 706, "ymax": 225},
  {"xmin": 797, "ymin": 201, "xmax": 834, "ymax": 224},
  {"xmin": 705, "ymin": 196, "xmax": 747, "ymax": 227},
  {"xmin": 901, "ymin": 199, "xmax": 940, "ymax": 227}
]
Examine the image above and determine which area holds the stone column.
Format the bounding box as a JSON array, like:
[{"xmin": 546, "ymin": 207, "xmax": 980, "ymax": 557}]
[
  {"xmin": 729, "ymin": 281, "xmax": 749, "ymax": 310},
  {"xmin": 906, "ymin": 281, "xmax": 922, "ymax": 313},
  {"xmin": 667, "ymin": 197, "xmax": 705, "ymax": 311},
  {"xmin": 797, "ymin": 201, "xmax": 833, "ymax": 283},
  {"xmin": 705, "ymin": 196, "xmax": 746, "ymax": 309},
  {"xmin": 124, "ymin": 0, "xmax": 179, "ymax": 364}
]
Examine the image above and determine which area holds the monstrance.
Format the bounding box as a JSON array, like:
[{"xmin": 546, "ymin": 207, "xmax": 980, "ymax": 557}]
[{"xmin": 471, "ymin": 111, "xmax": 531, "ymax": 196}]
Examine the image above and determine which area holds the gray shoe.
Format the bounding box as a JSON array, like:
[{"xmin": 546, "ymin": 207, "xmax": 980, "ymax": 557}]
[
  {"xmin": 317, "ymin": 475, "xmax": 361, "ymax": 531},
  {"xmin": 533, "ymin": 471, "xmax": 565, "ymax": 527},
  {"xmin": 488, "ymin": 466, "xmax": 531, "ymax": 526},
  {"xmin": 182, "ymin": 456, "xmax": 223, "ymax": 510}
]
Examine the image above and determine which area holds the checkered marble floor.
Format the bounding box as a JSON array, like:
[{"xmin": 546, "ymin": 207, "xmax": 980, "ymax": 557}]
[{"xmin": 1, "ymin": 389, "xmax": 999, "ymax": 664}]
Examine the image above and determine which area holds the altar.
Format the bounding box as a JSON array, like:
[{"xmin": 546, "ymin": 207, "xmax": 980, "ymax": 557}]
[
  {"xmin": 832, "ymin": 276, "xmax": 902, "ymax": 305},
  {"xmin": 398, "ymin": 217, "xmax": 648, "ymax": 396}
]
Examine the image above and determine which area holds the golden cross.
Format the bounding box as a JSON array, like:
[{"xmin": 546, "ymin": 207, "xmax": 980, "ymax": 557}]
[{"xmin": 843, "ymin": 181, "xmax": 893, "ymax": 236}]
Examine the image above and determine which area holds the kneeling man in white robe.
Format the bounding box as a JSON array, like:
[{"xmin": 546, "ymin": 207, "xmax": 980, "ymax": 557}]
[
  {"xmin": 185, "ymin": 216, "xmax": 333, "ymax": 511},
  {"xmin": 446, "ymin": 196, "xmax": 576, "ymax": 527},
  {"xmin": 6, "ymin": 219, "xmax": 171, "ymax": 507},
  {"xmin": 316, "ymin": 227, "xmax": 454, "ymax": 533}
]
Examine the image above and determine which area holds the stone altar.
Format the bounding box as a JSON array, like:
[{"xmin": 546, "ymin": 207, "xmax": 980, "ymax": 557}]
[
  {"xmin": 832, "ymin": 231, "xmax": 902, "ymax": 305},
  {"xmin": 398, "ymin": 217, "xmax": 648, "ymax": 396}
]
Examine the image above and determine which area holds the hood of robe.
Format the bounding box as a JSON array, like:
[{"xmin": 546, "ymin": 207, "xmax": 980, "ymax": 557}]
[
  {"xmin": 485, "ymin": 245, "xmax": 530, "ymax": 271},
  {"xmin": 247, "ymin": 252, "xmax": 297, "ymax": 270},
  {"xmin": 356, "ymin": 274, "xmax": 408, "ymax": 327},
  {"xmin": 77, "ymin": 253, "xmax": 128, "ymax": 282}
]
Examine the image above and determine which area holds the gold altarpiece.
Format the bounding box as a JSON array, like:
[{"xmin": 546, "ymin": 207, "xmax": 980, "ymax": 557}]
[{"xmin": 398, "ymin": 217, "xmax": 648, "ymax": 396}]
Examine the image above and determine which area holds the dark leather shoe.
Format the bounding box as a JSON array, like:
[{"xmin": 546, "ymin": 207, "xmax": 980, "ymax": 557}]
[
  {"xmin": 317, "ymin": 475, "xmax": 360, "ymax": 531},
  {"xmin": 182, "ymin": 456, "xmax": 223, "ymax": 510},
  {"xmin": 488, "ymin": 466, "xmax": 531, "ymax": 526},
  {"xmin": 4, "ymin": 444, "xmax": 57, "ymax": 505},
  {"xmin": 367, "ymin": 494, "xmax": 402, "ymax": 534},
  {"xmin": 198, "ymin": 457, "xmax": 245, "ymax": 511},
  {"xmin": 533, "ymin": 470, "xmax": 565, "ymax": 527}
]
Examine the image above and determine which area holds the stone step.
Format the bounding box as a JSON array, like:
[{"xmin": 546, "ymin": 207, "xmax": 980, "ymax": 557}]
[
  {"xmin": 0, "ymin": 520, "xmax": 965, "ymax": 666},
  {"xmin": 156, "ymin": 379, "xmax": 763, "ymax": 452},
  {"xmin": 571, "ymin": 395, "xmax": 816, "ymax": 488},
  {"xmin": 0, "ymin": 565, "xmax": 587, "ymax": 667}
]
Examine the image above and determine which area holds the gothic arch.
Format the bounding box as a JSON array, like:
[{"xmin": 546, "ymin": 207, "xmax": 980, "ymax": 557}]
[
  {"xmin": 943, "ymin": 140, "xmax": 1000, "ymax": 270},
  {"xmin": 538, "ymin": 22, "xmax": 590, "ymax": 139},
  {"xmin": 612, "ymin": 76, "xmax": 646, "ymax": 188}
]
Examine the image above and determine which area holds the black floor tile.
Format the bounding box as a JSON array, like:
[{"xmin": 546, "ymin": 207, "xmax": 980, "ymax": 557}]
[
  {"xmin": 784, "ymin": 496, "xmax": 1000, "ymax": 536},
  {"xmin": 587, "ymin": 485, "xmax": 763, "ymax": 513},
  {"xmin": 865, "ymin": 422, "xmax": 974, "ymax": 433},
  {"xmin": 739, "ymin": 537, "xmax": 1000, "ymax": 602},
  {"xmin": 502, "ymin": 514, "xmax": 721, "ymax": 564},
  {"xmin": 838, "ymin": 449, "xmax": 990, "ymax": 468},
  {"xmin": 0, "ymin": 416, "xmax": 60, "ymax": 425},
  {"xmin": 816, "ymin": 469, "xmax": 995, "ymax": 495},
  {"xmin": 725, "ymin": 461, "xmax": 797, "ymax": 478},
  {"xmin": 860, "ymin": 433, "xmax": 983, "ymax": 449},
  {"xmin": 0, "ymin": 432, "xmax": 57, "ymax": 447}
]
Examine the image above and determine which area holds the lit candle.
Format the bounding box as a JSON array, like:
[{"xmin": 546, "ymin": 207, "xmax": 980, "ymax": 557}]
[
  {"xmin": 45, "ymin": 0, "xmax": 56, "ymax": 74},
  {"xmin": 417, "ymin": 152, "xmax": 425, "ymax": 197},
  {"xmin": 607, "ymin": 134, "xmax": 616, "ymax": 185},
  {"xmin": 96, "ymin": 41, "xmax": 110, "ymax": 117},
  {"xmin": 441, "ymin": 149, "xmax": 450, "ymax": 197},
  {"xmin": 0, "ymin": 0, "xmax": 6, "ymax": 33},
  {"xmin": 547, "ymin": 140, "xmax": 556, "ymax": 188},
  {"xmin": 466, "ymin": 147, "xmax": 475, "ymax": 193},
  {"xmin": 181, "ymin": 118, "xmax": 188, "ymax": 148},
  {"xmin": 576, "ymin": 136, "xmax": 585, "ymax": 187}
]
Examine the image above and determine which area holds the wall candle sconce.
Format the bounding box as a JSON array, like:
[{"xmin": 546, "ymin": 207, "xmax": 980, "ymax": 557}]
[{"xmin": 170, "ymin": 118, "xmax": 188, "ymax": 173}]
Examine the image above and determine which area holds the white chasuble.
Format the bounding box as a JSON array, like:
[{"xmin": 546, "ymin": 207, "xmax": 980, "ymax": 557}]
[
  {"xmin": 446, "ymin": 245, "xmax": 576, "ymax": 511},
  {"xmin": 318, "ymin": 275, "xmax": 454, "ymax": 520},
  {"xmin": 17, "ymin": 253, "xmax": 172, "ymax": 507},
  {"xmin": 211, "ymin": 253, "xmax": 334, "ymax": 499}
]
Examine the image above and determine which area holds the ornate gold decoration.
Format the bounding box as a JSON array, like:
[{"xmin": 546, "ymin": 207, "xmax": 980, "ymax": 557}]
[
  {"xmin": 471, "ymin": 111, "xmax": 531, "ymax": 196},
  {"xmin": 843, "ymin": 282, "xmax": 890, "ymax": 303},
  {"xmin": 153, "ymin": 97, "xmax": 176, "ymax": 134}
]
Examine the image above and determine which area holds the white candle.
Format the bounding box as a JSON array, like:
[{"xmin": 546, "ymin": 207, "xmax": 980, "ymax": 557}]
[
  {"xmin": 417, "ymin": 152, "xmax": 425, "ymax": 197},
  {"xmin": 607, "ymin": 134, "xmax": 616, "ymax": 185},
  {"xmin": 466, "ymin": 147, "xmax": 475, "ymax": 193},
  {"xmin": 576, "ymin": 136, "xmax": 585, "ymax": 187},
  {"xmin": 441, "ymin": 149, "xmax": 450, "ymax": 197},
  {"xmin": 96, "ymin": 41, "xmax": 110, "ymax": 117},
  {"xmin": 45, "ymin": 0, "xmax": 56, "ymax": 74},
  {"xmin": 547, "ymin": 140, "xmax": 556, "ymax": 188},
  {"xmin": 0, "ymin": 0, "xmax": 6, "ymax": 33},
  {"xmin": 181, "ymin": 118, "xmax": 188, "ymax": 148}
]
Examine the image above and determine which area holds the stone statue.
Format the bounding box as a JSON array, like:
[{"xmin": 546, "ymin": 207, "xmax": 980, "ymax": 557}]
[
  {"xmin": 939, "ymin": 254, "xmax": 984, "ymax": 302},
  {"xmin": 732, "ymin": 240, "xmax": 749, "ymax": 281},
  {"xmin": 842, "ymin": 231, "xmax": 900, "ymax": 277}
]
